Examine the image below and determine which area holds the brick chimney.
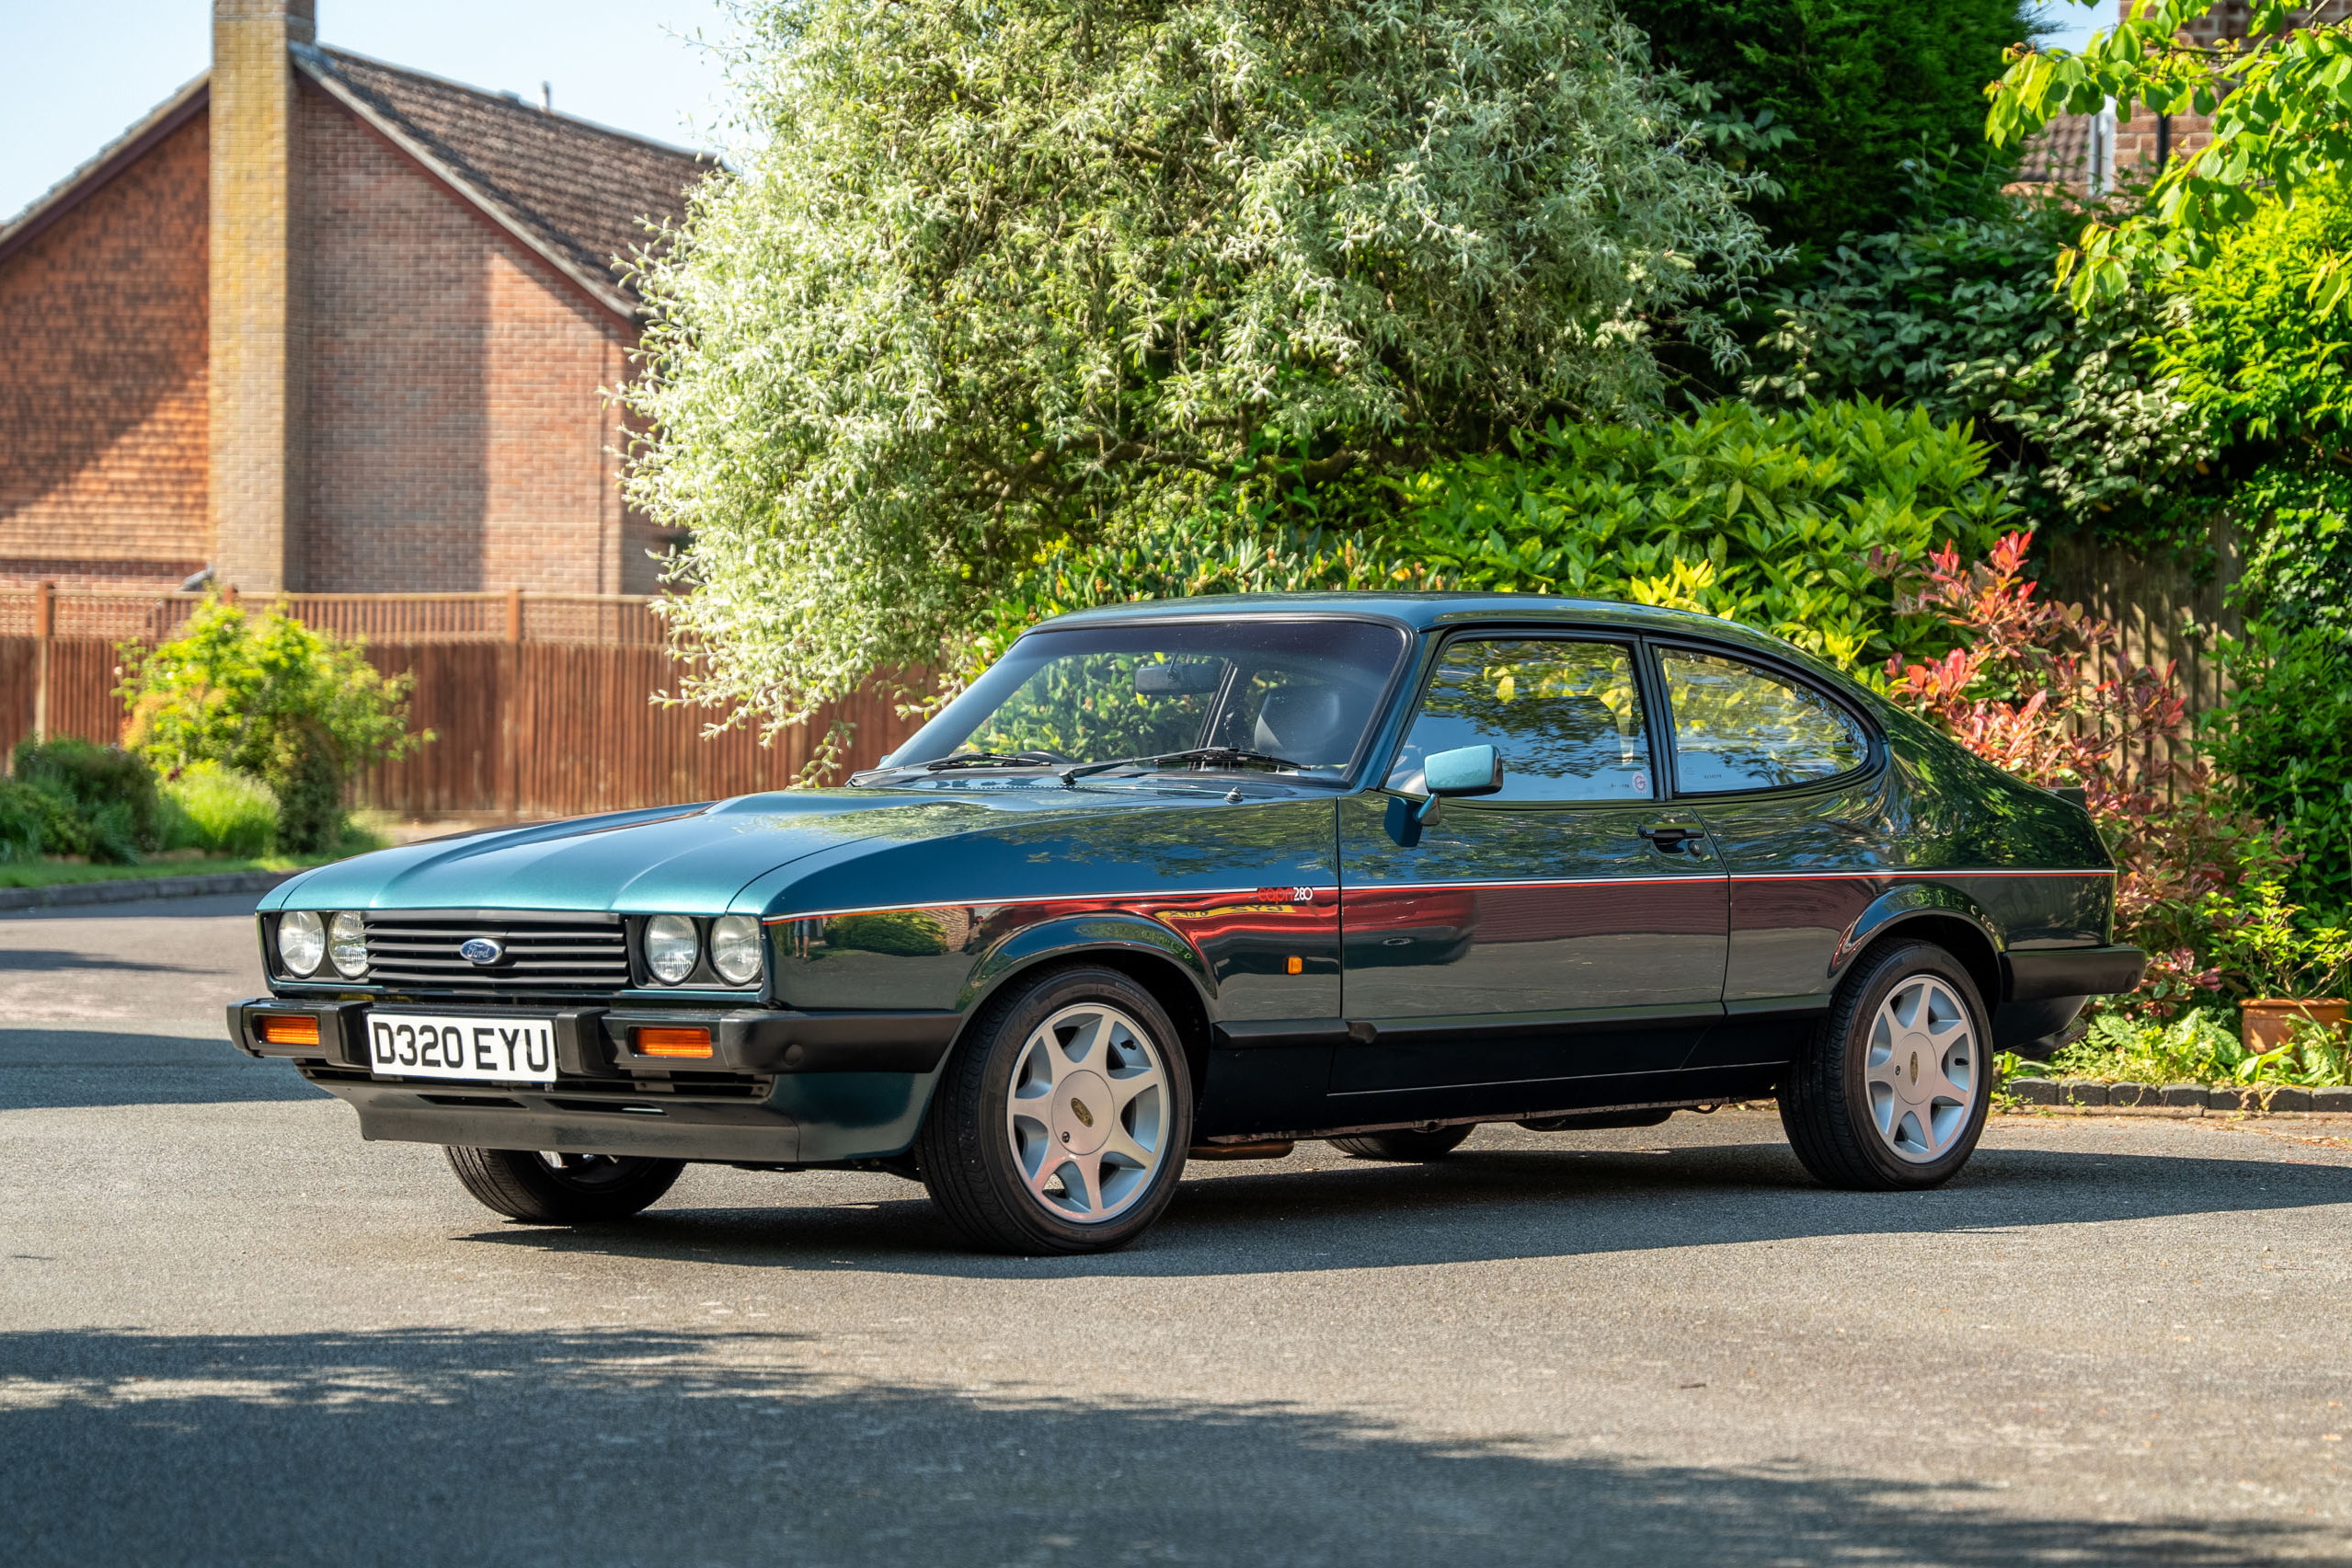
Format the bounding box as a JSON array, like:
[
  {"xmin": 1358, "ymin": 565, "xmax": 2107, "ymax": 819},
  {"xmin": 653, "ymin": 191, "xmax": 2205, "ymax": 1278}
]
[{"xmin": 208, "ymin": 0, "xmax": 313, "ymax": 594}]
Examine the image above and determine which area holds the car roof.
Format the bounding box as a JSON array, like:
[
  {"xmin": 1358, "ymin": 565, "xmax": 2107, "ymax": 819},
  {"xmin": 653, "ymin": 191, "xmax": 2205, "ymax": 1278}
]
[{"xmin": 1031, "ymin": 590, "xmax": 1817, "ymax": 666}]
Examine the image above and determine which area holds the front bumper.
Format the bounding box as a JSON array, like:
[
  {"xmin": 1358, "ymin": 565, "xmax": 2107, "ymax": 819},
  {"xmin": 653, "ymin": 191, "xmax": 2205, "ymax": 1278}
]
[{"xmin": 227, "ymin": 999, "xmax": 961, "ymax": 1164}]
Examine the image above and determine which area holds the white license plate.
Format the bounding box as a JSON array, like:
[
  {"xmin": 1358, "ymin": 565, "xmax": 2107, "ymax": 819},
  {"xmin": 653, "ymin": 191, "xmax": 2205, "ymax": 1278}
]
[{"xmin": 366, "ymin": 1013, "xmax": 558, "ymax": 1083}]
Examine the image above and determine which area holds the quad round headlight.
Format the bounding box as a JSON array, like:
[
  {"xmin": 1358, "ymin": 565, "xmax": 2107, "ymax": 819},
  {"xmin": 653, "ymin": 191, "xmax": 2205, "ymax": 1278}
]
[
  {"xmin": 327, "ymin": 910, "xmax": 369, "ymax": 979},
  {"xmin": 645, "ymin": 914, "xmax": 699, "ymax": 984},
  {"xmin": 278, "ymin": 910, "xmax": 327, "ymax": 977},
  {"xmin": 710, "ymin": 915, "xmax": 763, "ymax": 987}
]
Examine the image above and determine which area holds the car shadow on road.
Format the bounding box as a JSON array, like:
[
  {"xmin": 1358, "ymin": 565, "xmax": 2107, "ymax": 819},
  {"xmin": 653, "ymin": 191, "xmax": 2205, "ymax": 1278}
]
[
  {"xmin": 451, "ymin": 1139, "xmax": 2352, "ymax": 1278},
  {"xmin": 0, "ymin": 1029, "xmax": 328, "ymax": 1109},
  {"xmin": 0, "ymin": 1323, "xmax": 2331, "ymax": 1565}
]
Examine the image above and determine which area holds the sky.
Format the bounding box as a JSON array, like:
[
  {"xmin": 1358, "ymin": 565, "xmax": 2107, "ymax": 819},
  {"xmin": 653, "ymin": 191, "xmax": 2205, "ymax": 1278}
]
[
  {"xmin": 0, "ymin": 0, "xmax": 737, "ymax": 223},
  {"xmin": 4, "ymin": 0, "xmax": 2117, "ymax": 227}
]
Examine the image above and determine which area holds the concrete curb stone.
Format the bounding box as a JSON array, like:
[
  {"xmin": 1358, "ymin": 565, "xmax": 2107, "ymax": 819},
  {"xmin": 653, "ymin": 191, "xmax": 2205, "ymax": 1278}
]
[
  {"xmin": 2161, "ymin": 1083, "xmax": 2207, "ymax": 1107},
  {"xmin": 2263, "ymin": 1087, "xmax": 2313, "ymax": 1112},
  {"xmin": 2062, "ymin": 1080, "xmax": 2107, "ymax": 1106},
  {"xmin": 2110, "ymin": 1082, "xmax": 2155, "ymax": 1107},
  {"xmin": 2010, "ymin": 1077, "xmax": 2059, "ymax": 1105},
  {"xmin": 0, "ymin": 869, "xmax": 298, "ymax": 912},
  {"xmin": 2318, "ymin": 1088, "xmax": 2352, "ymax": 1113}
]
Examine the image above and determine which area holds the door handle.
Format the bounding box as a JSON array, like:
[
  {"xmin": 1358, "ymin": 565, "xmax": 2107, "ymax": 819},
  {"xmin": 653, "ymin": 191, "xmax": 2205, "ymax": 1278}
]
[{"xmin": 1639, "ymin": 824, "xmax": 1707, "ymax": 854}]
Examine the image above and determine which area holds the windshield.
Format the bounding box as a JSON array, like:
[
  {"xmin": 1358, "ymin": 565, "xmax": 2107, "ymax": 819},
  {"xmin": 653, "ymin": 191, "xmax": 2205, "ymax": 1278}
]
[{"xmin": 882, "ymin": 618, "xmax": 1411, "ymax": 782}]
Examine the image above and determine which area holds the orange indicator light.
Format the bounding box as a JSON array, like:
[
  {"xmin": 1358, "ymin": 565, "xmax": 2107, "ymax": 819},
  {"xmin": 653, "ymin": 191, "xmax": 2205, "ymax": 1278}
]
[
  {"xmin": 258, "ymin": 1014, "xmax": 321, "ymax": 1047},
  {"xmin": 637, "ymin": 1026, "xmax": 714, "ymax": 1059},
  {"xmin": 1286, "ymin": 956, "xmax": 1303, "ymax": 976}
]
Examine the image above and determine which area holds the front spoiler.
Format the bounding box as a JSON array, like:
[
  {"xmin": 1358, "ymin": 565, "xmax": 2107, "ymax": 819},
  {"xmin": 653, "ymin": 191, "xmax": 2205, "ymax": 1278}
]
[
  {"xmin": 324, "ymin": 1076, "xmax": 814, "ymax": 1162},
  {"xmin": 228, "ymin": 998, "xmax": 957, "ymax": 1164}
]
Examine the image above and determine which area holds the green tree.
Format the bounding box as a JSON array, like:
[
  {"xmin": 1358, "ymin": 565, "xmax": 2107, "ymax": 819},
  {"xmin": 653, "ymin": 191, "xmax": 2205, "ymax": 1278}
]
[
  {"xmin": 1623, "ymin": 0, "xmax": 2040, "ymax": 256},
  {"xmin": 119, "ymin": 597, "xmax": 429, "ymax": 853},
  {"xmin": 2147, "ymin": 177, "xmax": 2352, "ymax": 627},
  {"xmin": 1987, "ymin": 0, "xmax": 2352, "ymax": 306},
  {"xmin": 624, "ymin": 0, "xmax": 1773, "ymax": 735}
]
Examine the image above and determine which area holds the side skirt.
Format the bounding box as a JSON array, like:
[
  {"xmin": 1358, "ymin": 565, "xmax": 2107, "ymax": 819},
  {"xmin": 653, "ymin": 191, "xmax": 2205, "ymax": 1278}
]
[{"xmin": 1199, "ymin": 1062, "xmax": 1784, "ymax": 1145}]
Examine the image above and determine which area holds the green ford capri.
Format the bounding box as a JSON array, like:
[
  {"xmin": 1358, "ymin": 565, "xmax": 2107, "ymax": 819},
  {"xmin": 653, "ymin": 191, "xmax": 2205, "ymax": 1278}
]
[{"xmin": 230, "ymin": 593, "xmax": 2144, "ymax": 1253}]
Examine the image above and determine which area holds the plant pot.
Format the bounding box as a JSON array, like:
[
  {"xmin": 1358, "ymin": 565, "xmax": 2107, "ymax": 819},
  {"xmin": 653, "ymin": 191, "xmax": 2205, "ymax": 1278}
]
[{"xmin": 2241, "ymin": 998, "xmax": 2350, "ymax": 1053}]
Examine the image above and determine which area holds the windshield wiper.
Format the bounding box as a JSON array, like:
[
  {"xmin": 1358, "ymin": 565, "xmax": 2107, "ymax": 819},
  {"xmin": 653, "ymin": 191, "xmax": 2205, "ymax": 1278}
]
[
  {"xmin": 1059, "ymin": 746, "xmax": 1303, "ymax": 785},
  {"xmin": 852, "ymin": 750, "xmax": 1065, "ymax": 783},
  {"xmin": 922, "ymin": 751, "xmax": 1065, "ymax": 772}
]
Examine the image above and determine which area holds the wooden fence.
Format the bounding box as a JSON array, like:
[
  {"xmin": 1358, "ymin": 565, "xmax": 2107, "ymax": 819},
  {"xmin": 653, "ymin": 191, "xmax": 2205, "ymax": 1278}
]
[
  {"xmin": 0, "ymin": 588, "xmax": 925, "ymax": 818},
  {"xmin": 2038, "ymin": 521, "xmax": 2246, "ymax": 791},
  {"xmin": 0, "ymin": 544, "xmax": 2243, "ymax": 819}
]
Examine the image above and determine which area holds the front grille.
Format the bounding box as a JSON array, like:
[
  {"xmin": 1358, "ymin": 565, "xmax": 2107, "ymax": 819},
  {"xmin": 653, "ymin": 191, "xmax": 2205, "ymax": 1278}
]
[{"xmin": 363, "ymin": 911, "xmax": 629, "ymax": 990}]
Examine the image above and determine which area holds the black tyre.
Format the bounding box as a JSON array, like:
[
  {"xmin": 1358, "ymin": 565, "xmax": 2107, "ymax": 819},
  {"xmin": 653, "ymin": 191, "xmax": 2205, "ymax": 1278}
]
[
  {"xmin": 1329, "ymin": 1124, "xmax": 1474, "ymax": 1162},
  {"xmin": 1779, "ymin": 940, "xmax": 1992, "ymax": 1191},
  {"xmin": 916, "ymin": 965, "xmax": 1193, "ymax": 1254},
  {"xmin": 443, "ymin": 1147, "xmax": 685, "ymax": 1222}
]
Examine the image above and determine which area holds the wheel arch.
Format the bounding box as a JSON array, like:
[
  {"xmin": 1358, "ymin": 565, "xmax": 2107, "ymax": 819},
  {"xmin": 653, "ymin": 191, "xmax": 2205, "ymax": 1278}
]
[
  {"xmin": 1830, "ymin": 885, "xmax": 2005, "ymax": 1012},
  {"xmin": 949, "ymin": 915, "xmax": 1217, "ymax": 1095}
]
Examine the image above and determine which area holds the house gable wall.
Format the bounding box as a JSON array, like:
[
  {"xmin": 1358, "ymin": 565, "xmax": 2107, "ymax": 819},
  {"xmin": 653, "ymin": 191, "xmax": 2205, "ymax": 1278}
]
[
  {"xmin": 0, "ymin": 113, "xmax": 212, "ymax": 590},
  {"xmin": 301, "ymin": 86, "xmax": 645, "ymax": 594}
]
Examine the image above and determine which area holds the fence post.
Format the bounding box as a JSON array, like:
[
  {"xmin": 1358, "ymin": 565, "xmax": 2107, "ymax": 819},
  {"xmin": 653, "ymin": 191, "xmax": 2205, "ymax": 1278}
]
[
  {"xmin": 31, "ymin": 580, "xmax": 54, "ymax": 746},
  {"xmin": 503, "ymin": 588, "xmax": 522, "ymax": 818}
]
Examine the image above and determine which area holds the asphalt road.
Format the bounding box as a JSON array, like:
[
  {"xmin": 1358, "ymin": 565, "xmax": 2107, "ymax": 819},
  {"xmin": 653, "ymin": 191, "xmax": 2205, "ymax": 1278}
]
[{"xmin": 5, "ymin": 898, "xmax": 2351, "ymax": 1565}]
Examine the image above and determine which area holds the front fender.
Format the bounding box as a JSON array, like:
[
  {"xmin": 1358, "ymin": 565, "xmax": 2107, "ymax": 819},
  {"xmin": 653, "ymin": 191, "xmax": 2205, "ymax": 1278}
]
[{"xmin": 957, "ymin": 911, "xmax": 1218, "ymax": 1016}]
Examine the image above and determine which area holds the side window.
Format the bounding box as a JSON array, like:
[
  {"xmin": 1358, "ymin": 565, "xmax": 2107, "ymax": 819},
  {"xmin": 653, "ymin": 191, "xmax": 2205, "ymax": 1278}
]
[
  {"xmin": 1386, "ymin": 638, "xmax": 1653, "ymax": 803},
  {"xmin": 1661, "ymin": 648, "xmax": 1867, "ymax": 793}
]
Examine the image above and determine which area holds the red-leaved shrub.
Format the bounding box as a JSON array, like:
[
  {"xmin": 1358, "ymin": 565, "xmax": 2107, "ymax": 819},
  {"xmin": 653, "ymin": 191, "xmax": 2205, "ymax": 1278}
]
[{"xmin": 1883, "ymin": 532, "xmax": 2260, "ymax": 1013}]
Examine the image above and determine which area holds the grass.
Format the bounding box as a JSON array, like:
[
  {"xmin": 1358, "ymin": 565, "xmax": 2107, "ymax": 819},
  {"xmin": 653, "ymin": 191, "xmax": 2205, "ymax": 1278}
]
[{"xmin": 0, "ymin": 821, "xmax": 390, "ymax": 890}]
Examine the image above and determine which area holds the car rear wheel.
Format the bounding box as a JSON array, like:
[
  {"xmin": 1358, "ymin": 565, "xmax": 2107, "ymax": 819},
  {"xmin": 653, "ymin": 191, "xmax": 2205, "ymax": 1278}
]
[
  {"xmin": 442, "ymin": 1147, "xmax": 685, "ymax": 1222},
  {"xmin": 1329, "ymin": 1124, "xmax": 1474, "ymax": 1162},
  {"xmin": 916, "ymin": 966, "xmax": 1193, "ymax": 1254},
  {"xmin": 1779, "ymin": 940, "xmax": 1991, "ymax": 1191}
]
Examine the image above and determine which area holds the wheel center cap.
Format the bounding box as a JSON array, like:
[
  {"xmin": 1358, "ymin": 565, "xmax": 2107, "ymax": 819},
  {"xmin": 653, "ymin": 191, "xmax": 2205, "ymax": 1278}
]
[{"xmin": 1053, "ymin": 1070, "xmax": 1112, "ymax": 1156}]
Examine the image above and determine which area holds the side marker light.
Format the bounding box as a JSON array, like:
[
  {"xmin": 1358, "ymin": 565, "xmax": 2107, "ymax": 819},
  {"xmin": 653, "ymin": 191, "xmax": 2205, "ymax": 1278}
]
[
  {"xmin": 637, "ymin": 1026, "xmax": 714, "ymax": 1059},
  {"xmin": 258, "ymin": 1014, "xmax": 321, "ymax": 1047}
]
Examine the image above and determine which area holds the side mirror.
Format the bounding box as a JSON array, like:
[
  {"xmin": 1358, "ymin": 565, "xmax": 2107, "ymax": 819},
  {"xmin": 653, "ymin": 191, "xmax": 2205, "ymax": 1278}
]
[
  {"xmin": 1384, "ymin": 744, "xmax": 1503, "ymax": 846},
  {"xmin": 1424, "ymin": 744, "xmax": 1504, "ymax": 799}
]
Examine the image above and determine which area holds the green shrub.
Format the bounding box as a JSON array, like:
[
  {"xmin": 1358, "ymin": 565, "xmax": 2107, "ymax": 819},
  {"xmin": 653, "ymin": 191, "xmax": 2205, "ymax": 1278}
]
[
  {"xmin": 159, "ymin": 762, "xmax": 280, "ymax": 857},
  {"xmin": 978, "ymin": 398, "xmax": 2016, "ymax": 680},
  {"xmin": 2027, "ymin": 1009, "xmax": 2348, "ymax": 1090},
  {"xmin": 119, "ymin": 595, "xmax": 428, "ymax": 855},
  {"xmin": 0, "ymin": 779, "xmax": 43, "ymax": 863},
  {"xmin": 1742, "ymin": 162, "xmax": 2225, "ymax": 555},
  {"xmin": 7, "ymin": 738, "xmax": 161, "ymax": 864},
  {"xmin": 2229, "ymin": 464, "xmax": 2352, "ymax": 639},
  {"xmin": 2204, "ymin": 623, "xmax": 2352, "ymax": 921}
]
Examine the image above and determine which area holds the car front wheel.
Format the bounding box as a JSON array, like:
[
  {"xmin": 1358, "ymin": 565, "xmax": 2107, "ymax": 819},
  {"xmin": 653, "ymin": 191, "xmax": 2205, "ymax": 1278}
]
[
  {"xmin": 442, "ymin": 1147, "xmax": 684, "ymax": 1222},
  {"xmin": 916, "ymin": 966, "xmax": 1193, "ymax": 1254},
  {"xmin": 1779, "ymin": 941, "xmax": 1992, "ymax": 1191}
]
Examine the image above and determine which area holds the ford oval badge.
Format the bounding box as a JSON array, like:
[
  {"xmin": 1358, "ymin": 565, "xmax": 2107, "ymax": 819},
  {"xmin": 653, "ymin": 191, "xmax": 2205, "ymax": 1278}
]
[{"xmin": 458, "ymin": 937, "xmax": 505, "ymax": 966}]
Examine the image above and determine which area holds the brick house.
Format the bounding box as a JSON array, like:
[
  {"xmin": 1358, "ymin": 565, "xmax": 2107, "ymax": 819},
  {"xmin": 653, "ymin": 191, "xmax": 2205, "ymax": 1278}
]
[{"xmin": 0, "ymin": 0, "xmax": 707, "ymax": 597}]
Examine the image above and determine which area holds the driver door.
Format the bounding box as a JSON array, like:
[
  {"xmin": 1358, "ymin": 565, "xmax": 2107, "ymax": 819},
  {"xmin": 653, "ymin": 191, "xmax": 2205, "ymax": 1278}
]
[{"xmin": 1334, "ymin": 634, "xmax": 1729, "ymax": 1105}]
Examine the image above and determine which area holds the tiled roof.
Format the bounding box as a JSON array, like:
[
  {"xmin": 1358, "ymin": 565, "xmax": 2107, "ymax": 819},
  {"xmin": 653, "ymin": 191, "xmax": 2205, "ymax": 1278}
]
[{"xmin": 301, "ymin": 47, "xmax": 710, "ymax": 306}]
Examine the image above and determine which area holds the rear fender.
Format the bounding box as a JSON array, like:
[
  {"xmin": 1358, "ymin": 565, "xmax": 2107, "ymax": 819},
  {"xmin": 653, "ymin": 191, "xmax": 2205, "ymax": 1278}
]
[{"xmin": 1830, "ymin": 883, "xmax": 2006, "ymax": 1006}]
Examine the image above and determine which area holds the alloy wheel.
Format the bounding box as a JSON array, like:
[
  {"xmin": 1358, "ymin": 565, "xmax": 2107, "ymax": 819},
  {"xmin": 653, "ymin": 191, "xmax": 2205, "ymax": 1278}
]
[
  {"xmin": 1003, "ymin": 1002, "xmax": 1172, "ymax": 1224},
  {"xmin": 1863, "ymin": 975, "xmax": 1977, "ymax": 1163}
]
